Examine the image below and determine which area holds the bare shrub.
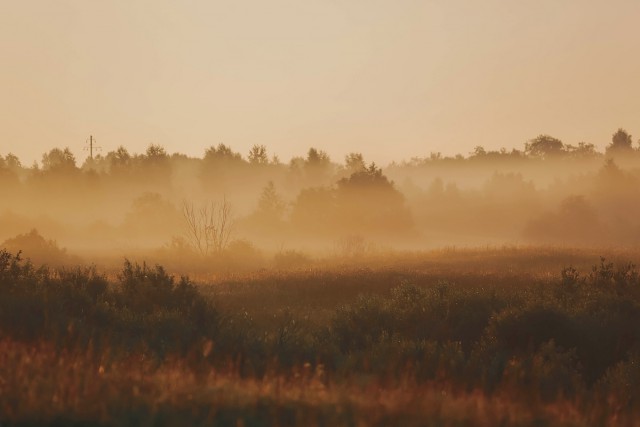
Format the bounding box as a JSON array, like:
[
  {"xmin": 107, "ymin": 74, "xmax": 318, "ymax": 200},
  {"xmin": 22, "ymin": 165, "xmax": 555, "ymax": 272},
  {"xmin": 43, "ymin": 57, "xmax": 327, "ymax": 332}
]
[{"xmin": 182, "ymin": 197, "xmax": 235, "ymax": 256}]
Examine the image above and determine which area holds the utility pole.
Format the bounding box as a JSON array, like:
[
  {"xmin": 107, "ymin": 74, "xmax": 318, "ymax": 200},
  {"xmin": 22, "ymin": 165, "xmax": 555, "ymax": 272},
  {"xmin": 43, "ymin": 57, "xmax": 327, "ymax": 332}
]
[{"xmin": 84, "ymin": 135, "xmax": 102, "ymax": 160}]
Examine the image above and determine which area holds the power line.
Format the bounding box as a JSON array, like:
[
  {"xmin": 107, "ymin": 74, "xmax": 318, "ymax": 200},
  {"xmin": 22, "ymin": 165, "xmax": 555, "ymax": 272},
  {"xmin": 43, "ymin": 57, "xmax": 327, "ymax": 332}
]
[{"xmin": 84, "ymin": 135, "xmax": 102, "ymax": 160}]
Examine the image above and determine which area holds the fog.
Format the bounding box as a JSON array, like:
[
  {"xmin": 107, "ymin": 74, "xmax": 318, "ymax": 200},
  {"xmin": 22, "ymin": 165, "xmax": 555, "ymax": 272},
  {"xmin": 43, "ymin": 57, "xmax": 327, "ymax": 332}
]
[{"xmin": 2, "ymin": 130, "xmax": 640, "ymax": 272}]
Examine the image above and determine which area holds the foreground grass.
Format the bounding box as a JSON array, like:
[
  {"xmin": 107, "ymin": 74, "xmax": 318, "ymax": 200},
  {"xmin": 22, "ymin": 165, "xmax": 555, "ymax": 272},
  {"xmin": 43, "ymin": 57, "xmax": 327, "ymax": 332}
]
[
  {"xmin": 0, "ymin": 339, "xmax": 612, "ymax": 427},
  {"xmin": 1, "ymin": 247, "xmax": 640, "ymax": 425}
]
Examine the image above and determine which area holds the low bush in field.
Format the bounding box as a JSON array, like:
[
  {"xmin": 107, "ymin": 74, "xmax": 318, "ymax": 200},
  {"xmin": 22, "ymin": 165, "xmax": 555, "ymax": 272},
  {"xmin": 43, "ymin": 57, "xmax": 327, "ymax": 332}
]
[
  {"xmin": 1, "ymin": 229, "xmax": 78, "ymax": 267},
  {"xmin": 331, "ymin": 282, "xmax": 509, "ymax": 353},
  {"xmin": 326, "ymin": 258, "xmax": 640, "ymax": 400},
  {"xmin": 0, "ymin": 250, "xmax": 219, "ymax": 356}
]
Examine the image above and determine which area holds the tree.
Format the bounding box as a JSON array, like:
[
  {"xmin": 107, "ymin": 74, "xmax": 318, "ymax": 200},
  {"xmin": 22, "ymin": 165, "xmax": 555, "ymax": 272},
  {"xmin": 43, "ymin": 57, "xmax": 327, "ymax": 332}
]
[
  {"xmin": 182, "ymin": 198, "xmax": 235, "ymax": 255},
  {"xmin": 333, "ymin": 163, "xmax": 411, "ymax": 234},
  {"xmin": 145, "ymin": 144, "xmax": 168, "ymax": 162},
  {"xmin": 1, "ymin": 229, "xmax": 72, "ymax": 266},
  {"xmin": 41, "ymin": 147, "xmax": 76, "ymax": 171},
  {"xmin": 566, "ymin": 142, "xmax": 598, "ymax": 158},
  {"xmin": 306, "ymin": 148, "xmax": 330, "ymax": 167},
  {"xmin": 606, "ymin": 128, "xmax": 633, "ymax": 155},
  {"xmin": 257, "ymin": 181, "xmax": 286, "ymax": 220},
  {"xmin": 337, "ymin": 163, "xmax": 395, "ymax": 191},
  {"xmin": 345, "ymin": 153, "xmax": 366, "ymax": 173},
  {"xmin": 302, "ymin": 148, "xmax": 332, "ymax": 186},
  {"xmin": 0, "ymin": 154, "xmax": 19, "ymax": 185},
  {"xmin": 107, "ymin": 146, "xmax": 131, "ymax": 169},
  {"xmin": 470, "ymin": 146, "xmax": 487, "ymax": 157},
  {"xmin": 290, "ymin": 187, "xmax": 336, "ymax": 231},
  {"xmin": 525, "ymin": 135, "xmax": 565, "ymax": 158},
  {"xmin": 248, "ymin": 144, "xmax": 269, "ymax": 165},
  {"xmin": 4, "ymin": 153, "xmax": 21, "ymax": 169},
  {"xmin": 201, "ymin": 144, "xmax": 246, "ymax": 190},
  {"xmin": 204, "ymin": 144, "xmax": 243, "ymax": 163}
]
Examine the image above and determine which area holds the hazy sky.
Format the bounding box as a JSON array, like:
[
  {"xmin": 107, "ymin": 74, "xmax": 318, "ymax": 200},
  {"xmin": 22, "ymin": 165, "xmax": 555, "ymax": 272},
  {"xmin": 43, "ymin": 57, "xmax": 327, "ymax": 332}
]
[{"xmin": 1, "ymin": 0, "xmax": 639, "ymax": 166}]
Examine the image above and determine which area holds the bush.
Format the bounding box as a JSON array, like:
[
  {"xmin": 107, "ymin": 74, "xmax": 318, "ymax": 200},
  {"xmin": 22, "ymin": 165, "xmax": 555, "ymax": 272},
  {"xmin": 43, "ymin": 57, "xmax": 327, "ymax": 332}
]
[
  {"xmin": 597, "ymin": 351, "xmax": 640, "ymax": 416},
  {"xmin": 0, "ymin": 251, "xmax": 220, "ymax": 356},
  {"xmin": 1, "ymin": 229, "xmax": 76, "ymax": 266},
  {"xmin": 500, "ymin": 340, "xmax": 584, "ymax": 402},
  {"xmin": 332, "ymin": 283, "xmax": 507, "ymax": 354}
]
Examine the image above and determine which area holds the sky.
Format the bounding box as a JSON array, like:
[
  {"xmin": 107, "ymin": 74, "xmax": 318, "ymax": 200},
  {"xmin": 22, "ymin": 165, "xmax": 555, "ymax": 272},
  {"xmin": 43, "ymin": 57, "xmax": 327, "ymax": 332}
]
[{"xmin": 1, "ymin": 0, "xmax": 640, "ymax": 166}]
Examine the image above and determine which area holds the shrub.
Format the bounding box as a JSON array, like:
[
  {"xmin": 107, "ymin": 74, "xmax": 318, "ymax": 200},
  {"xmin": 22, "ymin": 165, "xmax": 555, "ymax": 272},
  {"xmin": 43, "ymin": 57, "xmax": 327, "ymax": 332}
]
[
  {"xmin": 0, "ymin": 252, "xmax": 220, "ymax": 356},
  {"xmin": 597, "ymin": 351, "xmax": 640, "ymax": 416},
  {"xmin": 500, "ymin": 340, "xmax": 584, "ymax": 402},
  {"xmin": 332, "ymin": 283, "xmax": 507, "ymax": 355},
  {"xmin": 1, "ymin": 229, "xmax": 76, "ymax": 266}
]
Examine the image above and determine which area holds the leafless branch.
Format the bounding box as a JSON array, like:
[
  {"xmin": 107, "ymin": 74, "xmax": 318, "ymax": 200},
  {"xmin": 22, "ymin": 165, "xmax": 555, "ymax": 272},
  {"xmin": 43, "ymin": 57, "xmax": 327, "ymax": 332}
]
[{"xmin": 182, "ymin": 197, "xmax": 235, "ymax": 256}]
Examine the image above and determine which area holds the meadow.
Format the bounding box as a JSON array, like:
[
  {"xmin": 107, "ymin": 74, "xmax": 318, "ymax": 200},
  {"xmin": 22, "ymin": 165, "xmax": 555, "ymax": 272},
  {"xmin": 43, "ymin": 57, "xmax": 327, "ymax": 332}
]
[
  {"xmin": 3, "ymin": 137, "xmax": 640, "ymax": 425},
  {"xmin": 1, "ymin": 246, "xmax": 639, "ymax": 426},
  {"xmin": 4, "ymin": 1, "xmax": 640, "ymax": 423}
]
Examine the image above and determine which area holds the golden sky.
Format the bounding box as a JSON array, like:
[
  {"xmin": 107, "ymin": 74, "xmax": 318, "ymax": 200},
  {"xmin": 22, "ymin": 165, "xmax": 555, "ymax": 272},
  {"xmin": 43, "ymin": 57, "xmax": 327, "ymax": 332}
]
[{"xmin": 1, "ymin": 0, "xmax": 639, "ymax": 165}]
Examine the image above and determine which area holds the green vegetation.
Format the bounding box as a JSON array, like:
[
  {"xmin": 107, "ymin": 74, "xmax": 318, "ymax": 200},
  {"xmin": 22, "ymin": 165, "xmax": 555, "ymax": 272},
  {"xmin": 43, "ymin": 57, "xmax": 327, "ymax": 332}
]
[{"xmin": 1, "ymin": 248, "xmax": 639, "ymax": 425}]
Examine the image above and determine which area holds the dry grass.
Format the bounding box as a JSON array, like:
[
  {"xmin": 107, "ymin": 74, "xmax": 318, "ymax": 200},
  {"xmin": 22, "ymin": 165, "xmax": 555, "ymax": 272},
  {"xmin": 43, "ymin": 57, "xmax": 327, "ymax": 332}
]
[{"xmin": 0, "ymin": 338, "xmax": 625, "ymax": 427}]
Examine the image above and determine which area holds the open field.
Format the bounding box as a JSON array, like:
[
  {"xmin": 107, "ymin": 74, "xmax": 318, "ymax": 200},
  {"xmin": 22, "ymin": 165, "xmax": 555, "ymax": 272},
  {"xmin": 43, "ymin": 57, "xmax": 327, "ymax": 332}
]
[
  {"xmin": 5, "ymin": 1, "xmax": 640, "ymax": 424},
  {"xmin": 1, "ymin": 247, "xmax": 639, "ymax": 426}
]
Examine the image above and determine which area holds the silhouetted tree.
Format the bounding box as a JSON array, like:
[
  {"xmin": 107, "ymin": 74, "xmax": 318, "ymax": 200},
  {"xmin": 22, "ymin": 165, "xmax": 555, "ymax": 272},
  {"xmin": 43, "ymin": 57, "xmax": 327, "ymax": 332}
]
[
  {"xmin": 337, "ymin": 163, "xmax": 394, "ymax": 191},
  {"xmin": 290, "ymin": 187, "xmax": 336, "ymax": 231},
  {"xmin": 334, "ymin": 163, "xmax": 411, "ymax": 234},
  {"xmin": 0, "ymin": 155, "xmax": 20, "ymax": 187},
  {"xmin": 41, "ymin": 148, "xmax": 76, "ymax": 171},
  {"xmin": 245, "ymin": 181, "xmax": 288, "ymax": 233},
  {"xmin": 471, "ymin": 146, "xmax": 487, "ymax": 157},
  {"xmin": 182, "ymin": 198, "xmax": 235, "ymax": 255},
  {"xmin": 144, "ymin": 144, "xmax": 168, "ymax": 162},
  {"xmin": 1, "ymin": 229, "xmax": 73, "ymax": 265},
  {"xmin": 566, "ymin": 142, "xmax": 598, "ymax": 158},
  {"xmin": 136, "ymin": 144, "xmax": 171, "ymax": 187},
  {"xmin": 306, "ymin": 148, "xmax": 330, "ymax": 167},
  {"xmin": 107, "ymin": 146, "xmax": 131, "ymax": 168},
  {"xmin": 204, "ymin": 144, "xmax": 243, "ymax": 163},
  {"xmin": 345, "ymin": 153, "xmax": 366, "ymax": 173},
  {"xmin": 606, "ymin": 128, "xmax": 633, "ymax": 155},
  {"xmin": 248, "ymin": 145, "xmax": 269, "ymax": 165},
  {"xmin": 302, "ymin": 148, "xmax": 332, "ymax": 186},
  {"xmin": 257, "ymin": 181, "xmax": 286, "ymax": 219},
  {"xmin": 4, "ymin": 153, "xmax": 21, "ymax": 169},
  {"xmin": 201, "ymin": 144, "xmax": 246, "ymax": 190},
  {"xmin": 525, "ymin": 135, "xmax": 565, "ymax": 158}
]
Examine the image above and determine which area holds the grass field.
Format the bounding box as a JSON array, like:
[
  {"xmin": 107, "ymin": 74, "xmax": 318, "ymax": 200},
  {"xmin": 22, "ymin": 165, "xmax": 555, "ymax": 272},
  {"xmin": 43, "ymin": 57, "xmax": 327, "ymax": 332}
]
[{"xmin": 1, "ymin": 246, "xmax": 639, "ymax": 426}]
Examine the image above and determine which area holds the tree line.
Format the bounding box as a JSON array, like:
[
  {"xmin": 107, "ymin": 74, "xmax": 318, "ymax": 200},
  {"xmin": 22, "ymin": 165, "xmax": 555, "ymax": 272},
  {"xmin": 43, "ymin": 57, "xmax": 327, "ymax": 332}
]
[{"xmin": 1, "ymin": 128, "xmax": 637, "ymax": 176}]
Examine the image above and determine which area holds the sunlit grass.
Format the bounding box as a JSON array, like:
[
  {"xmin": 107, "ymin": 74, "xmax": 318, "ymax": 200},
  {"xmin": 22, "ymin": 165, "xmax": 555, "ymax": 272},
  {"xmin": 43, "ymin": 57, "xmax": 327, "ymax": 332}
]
[{"xmin": 0, "ymin": 338, "xmax": 622, "ymax": 426}]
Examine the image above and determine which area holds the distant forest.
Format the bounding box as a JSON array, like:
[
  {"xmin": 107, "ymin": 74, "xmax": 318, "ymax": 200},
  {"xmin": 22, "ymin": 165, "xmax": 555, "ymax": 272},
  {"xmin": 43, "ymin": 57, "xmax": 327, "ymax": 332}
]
[{"xmin": 1, "ymin": 128, "xmax": 640, "ymax": 265}]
